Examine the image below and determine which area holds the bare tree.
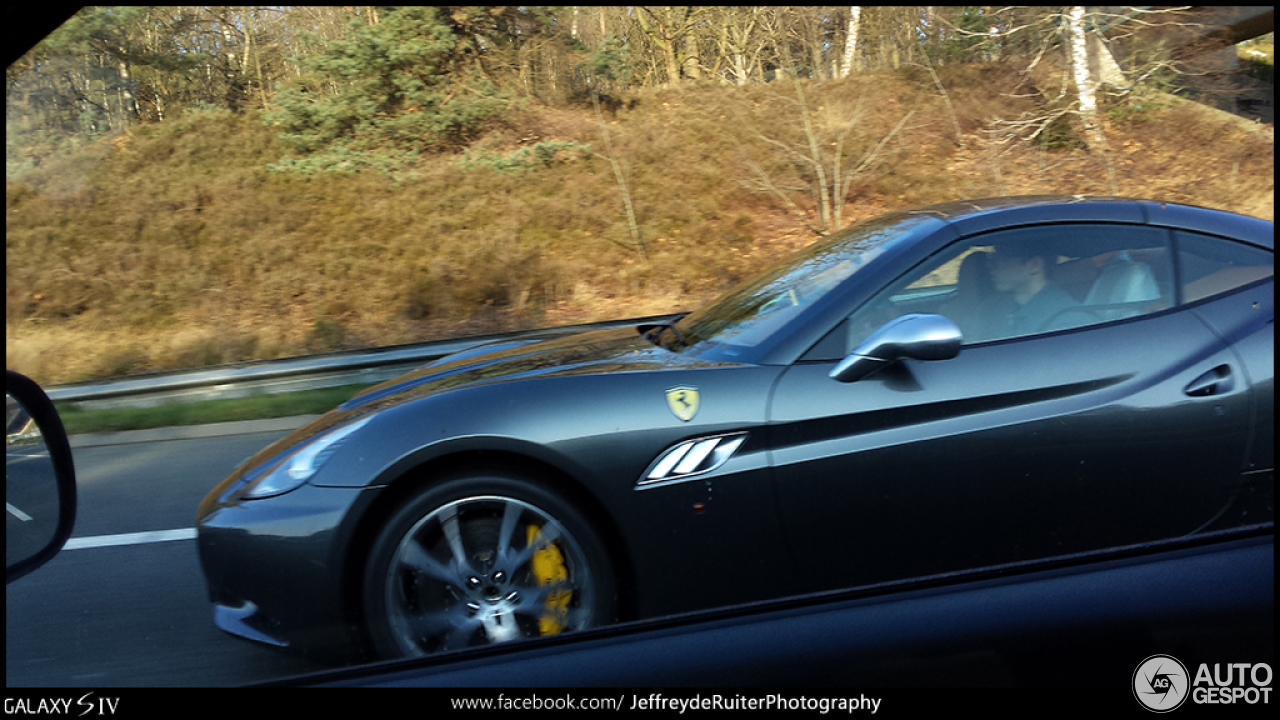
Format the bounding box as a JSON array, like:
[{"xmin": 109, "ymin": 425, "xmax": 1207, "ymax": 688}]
[
  {"xmin": 591, "ymin": 94, "xmax": 645, "ymax": 258},
  {"xmin": 744, "ymin": 79, "xmax": 915, "ymax": 234},
  {"xmin": 954, "ymin": 6, "xmax": 1205, "ymax": 156},
  {"xmin": 712, "ymin": 7, "xmax": 769, "ymax": 86},
  {"xmin": 913, "ymin": 45, "xmax": 965, "ymax": 148},
  {"xmin": 635, "ymin": 7, "xmax": 707, "ymax": 86}
]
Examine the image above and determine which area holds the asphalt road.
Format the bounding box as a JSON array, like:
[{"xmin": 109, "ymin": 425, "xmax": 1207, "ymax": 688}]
[{"xmin": 5, "ymin": 424, "xmax": 337, "ymax": 687}]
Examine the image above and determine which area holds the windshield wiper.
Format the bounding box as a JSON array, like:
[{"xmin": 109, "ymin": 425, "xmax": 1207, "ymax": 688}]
[{"xmin": 641, "ymin": 314, "xmax": 689, "ymax": 348}]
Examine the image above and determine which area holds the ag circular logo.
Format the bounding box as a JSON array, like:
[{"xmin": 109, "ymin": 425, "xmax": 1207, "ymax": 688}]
[{"xmin": 1134, "ymin": 655, "xmax": 1190, "ymax": 712}]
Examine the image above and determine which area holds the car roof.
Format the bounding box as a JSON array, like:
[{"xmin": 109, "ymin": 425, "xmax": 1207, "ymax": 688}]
[{"xmin": 906, "ymin": 195, "xmax": 1274, "ymax": 250}]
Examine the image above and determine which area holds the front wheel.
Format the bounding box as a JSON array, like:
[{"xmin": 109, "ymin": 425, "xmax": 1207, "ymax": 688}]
[{"xmin": 362, "ymin": 473, "xmax": 616, "ymax": 659}]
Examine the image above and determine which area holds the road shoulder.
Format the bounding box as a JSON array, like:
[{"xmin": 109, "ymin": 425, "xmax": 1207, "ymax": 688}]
[{"xmin": 69, "ymin": 414, "xmax": 321, "ymax": 448}]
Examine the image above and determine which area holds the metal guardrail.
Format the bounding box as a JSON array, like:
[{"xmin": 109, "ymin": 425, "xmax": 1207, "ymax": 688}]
[{"xmin": 47, "ymin": 314, "xmax": 679, "ymax": 411}]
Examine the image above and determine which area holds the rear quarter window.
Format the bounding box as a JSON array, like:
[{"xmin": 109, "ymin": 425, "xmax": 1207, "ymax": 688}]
[{"xmin": 1175, "ymin": 231, "xmax": 1274, "ymax": 304}]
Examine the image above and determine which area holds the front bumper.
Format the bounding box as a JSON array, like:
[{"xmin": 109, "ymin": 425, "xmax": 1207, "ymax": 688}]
[{"xmin": 195, "ymin": 480, "xmax": 376, "ymax": 661}]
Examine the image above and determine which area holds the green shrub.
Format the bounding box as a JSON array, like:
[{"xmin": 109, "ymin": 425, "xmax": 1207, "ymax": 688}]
[
  {"xmin": 458, "ymin": 140, "xmax": 592, "ymax": 173},
  {"xmin": 262, "ymin": 7, "xmax": 511, "ymax": 176}
]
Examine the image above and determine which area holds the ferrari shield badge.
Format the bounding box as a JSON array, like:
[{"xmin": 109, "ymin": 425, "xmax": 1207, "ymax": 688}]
[{"xmin": 665, "ymin": 386, "xmax": 699, "ymax": 422}]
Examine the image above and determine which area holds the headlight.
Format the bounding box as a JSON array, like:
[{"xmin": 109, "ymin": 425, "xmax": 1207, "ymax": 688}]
[{"xmin": 240, "ymin": 416, "xmax": 373, "ymax": 499}]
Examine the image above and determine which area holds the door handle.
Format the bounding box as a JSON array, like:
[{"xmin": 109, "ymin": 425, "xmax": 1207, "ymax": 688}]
[{"xmin": 1184, "ymin": 365, "xmax": 1234, "ymax": 397}]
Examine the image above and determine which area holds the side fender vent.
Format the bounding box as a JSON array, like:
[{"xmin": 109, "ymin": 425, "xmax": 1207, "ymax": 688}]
[{"xmin": 638, "ymin": 432, "xmax": 748, "ymax": 487}]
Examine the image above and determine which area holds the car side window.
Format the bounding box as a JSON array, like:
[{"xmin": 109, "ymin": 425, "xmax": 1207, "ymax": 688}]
[
  {"xmin": 840, "ymin": 224, "xmax": 1175, "ymax": 353},
  {"xmin": 1174, "ymin": 231, "xmax": 1274, "ymax": 304}
]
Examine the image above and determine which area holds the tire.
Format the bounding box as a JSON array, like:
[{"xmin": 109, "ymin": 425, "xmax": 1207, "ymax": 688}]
[{"xmin": 362, "ymin": 471, "xmax": 616, "ymax": 659}]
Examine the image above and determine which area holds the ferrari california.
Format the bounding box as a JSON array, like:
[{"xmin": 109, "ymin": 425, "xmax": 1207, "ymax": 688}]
[{"xmin": 195, "ymin": 196, "xmax": 1273, "ymax": 661}]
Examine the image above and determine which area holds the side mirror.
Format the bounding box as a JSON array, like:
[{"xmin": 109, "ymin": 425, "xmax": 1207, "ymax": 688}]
[
  {"xmin": 7, "ymin": 370, "xmax": 76, "ymax": 584},
  {"xmin": 830, "ymin": 314, "xmax": 963, "ymax": 383}
]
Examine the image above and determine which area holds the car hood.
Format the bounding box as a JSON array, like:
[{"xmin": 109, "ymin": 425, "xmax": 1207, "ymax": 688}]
[
  {"xmin": 341, "ymin": 324, "xmax": 738, "ymax": 413},
  {"xmin": 207, "ymin": 324, "xmax": 734, "ymax": 503}
]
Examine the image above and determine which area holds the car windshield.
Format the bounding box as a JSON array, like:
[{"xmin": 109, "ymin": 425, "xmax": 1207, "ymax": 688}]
[{"xmin": 671, "ymin": 213, "xmax": 935, "ymax": 360}]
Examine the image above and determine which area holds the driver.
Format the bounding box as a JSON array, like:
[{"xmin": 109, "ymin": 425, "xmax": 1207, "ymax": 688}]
[{"xmin": 986, "ymin": 243, "xmax": 1086, "ymax": 337}]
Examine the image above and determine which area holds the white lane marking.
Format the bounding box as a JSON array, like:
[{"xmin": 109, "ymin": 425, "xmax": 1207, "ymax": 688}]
[
  {"xmin": 7, "ymin": 503, "xmax": 33, "ymax": 521},
  {"xmin": 63, "ymin": 528, "xmax": 197, "ymax": 550}
]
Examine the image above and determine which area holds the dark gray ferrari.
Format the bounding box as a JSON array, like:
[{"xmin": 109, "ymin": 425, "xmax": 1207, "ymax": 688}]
[{"xmin": 195, "ymin": 196, "xmax": 1274, "ymax": 661}]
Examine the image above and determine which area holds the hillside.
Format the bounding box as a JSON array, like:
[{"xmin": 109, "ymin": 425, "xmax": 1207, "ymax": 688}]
[{"xmin": 6, "ymin": 64, "xmax": 1275, "ymax": 386}]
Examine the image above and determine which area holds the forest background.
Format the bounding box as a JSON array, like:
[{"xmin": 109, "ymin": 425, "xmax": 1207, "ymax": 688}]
[{"xmin": 6, "ymin": 6, "xmax": 1275, "ymax": 386}]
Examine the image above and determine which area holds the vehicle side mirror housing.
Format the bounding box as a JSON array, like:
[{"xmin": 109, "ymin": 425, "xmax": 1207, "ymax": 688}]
[
  {"xmin": 830, "ymin": 314, "xmax": 963, "ymax": 383},
  {"xmin": 7, "ymin": 370, "xmax": 76, "ymax": 584}
]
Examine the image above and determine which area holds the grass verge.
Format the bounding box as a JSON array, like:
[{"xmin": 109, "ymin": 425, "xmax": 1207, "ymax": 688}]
[{"xmin": 55, "ymin": 382, "xmax": 377, "ymax": 436}]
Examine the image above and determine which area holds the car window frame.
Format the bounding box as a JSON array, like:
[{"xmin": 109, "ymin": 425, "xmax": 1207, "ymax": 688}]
[{"xmin": 799, "ymin": 221, "xmax": 1192, "ymax": 362}]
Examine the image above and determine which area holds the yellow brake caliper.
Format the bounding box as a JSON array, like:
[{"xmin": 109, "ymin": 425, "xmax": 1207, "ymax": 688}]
[{"xmin": 527, "ymin": 525, "xmax": 571, "ymax": 635}]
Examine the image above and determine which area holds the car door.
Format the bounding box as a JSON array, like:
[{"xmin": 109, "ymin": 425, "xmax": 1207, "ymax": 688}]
[
  {"xmin": 1171, "ymin": 229, "xmax": 1275, "ymax": 527},
  {"xmin": 767, "ymin": 223, "xmax": 1252, "ymax": 593}
]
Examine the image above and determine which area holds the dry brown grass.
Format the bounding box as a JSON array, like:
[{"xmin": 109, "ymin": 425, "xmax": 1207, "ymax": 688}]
[{"xmin": 6, "ymin": 66, "xmax": 1273, "ymax": 386}]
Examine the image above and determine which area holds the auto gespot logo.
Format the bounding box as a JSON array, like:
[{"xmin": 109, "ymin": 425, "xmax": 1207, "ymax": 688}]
[{"xmin": 1133, "ymin": 655, "xmax": 1273, "ymax": 712}]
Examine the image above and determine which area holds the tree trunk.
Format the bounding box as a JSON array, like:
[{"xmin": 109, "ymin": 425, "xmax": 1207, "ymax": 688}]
[
  {"xmin": 734, "ymin": 52, "xmax": 749, "ymax": 85},
  {"xmin": 841, "ymin": 7, "xmax": 860, "ymax": 78},
  {"xmin": 251, "ymin": 16, "xmax": 267, "ymax": 107},
  {"xmin": 1068, "ymin": 6, "xmax": 1107, "ymax": 151},
  {"xmin": 683, "ymin": 35, "xmax": 701, "ymax": 80},
  {"xmin": 118, "ymin": 58, "xmax": 138, "ymax": 119},
  {"xmin": 663, "ymin": 42, "xmax": 681, "ymax": 85},
  {"xmin": 519, "ymin": 46, "xmax": 532, "ymax": 95},
  {"xmin": 1088, "ymin": 32, "xmax": 1127, "ymax": 88},
  {"xmin": 637, "ymin": 9, "xmax": 683, "ymax": 86},
  {"xmin": 244, "ymin": 11, "xmax": 267, "ymax": 108}
]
